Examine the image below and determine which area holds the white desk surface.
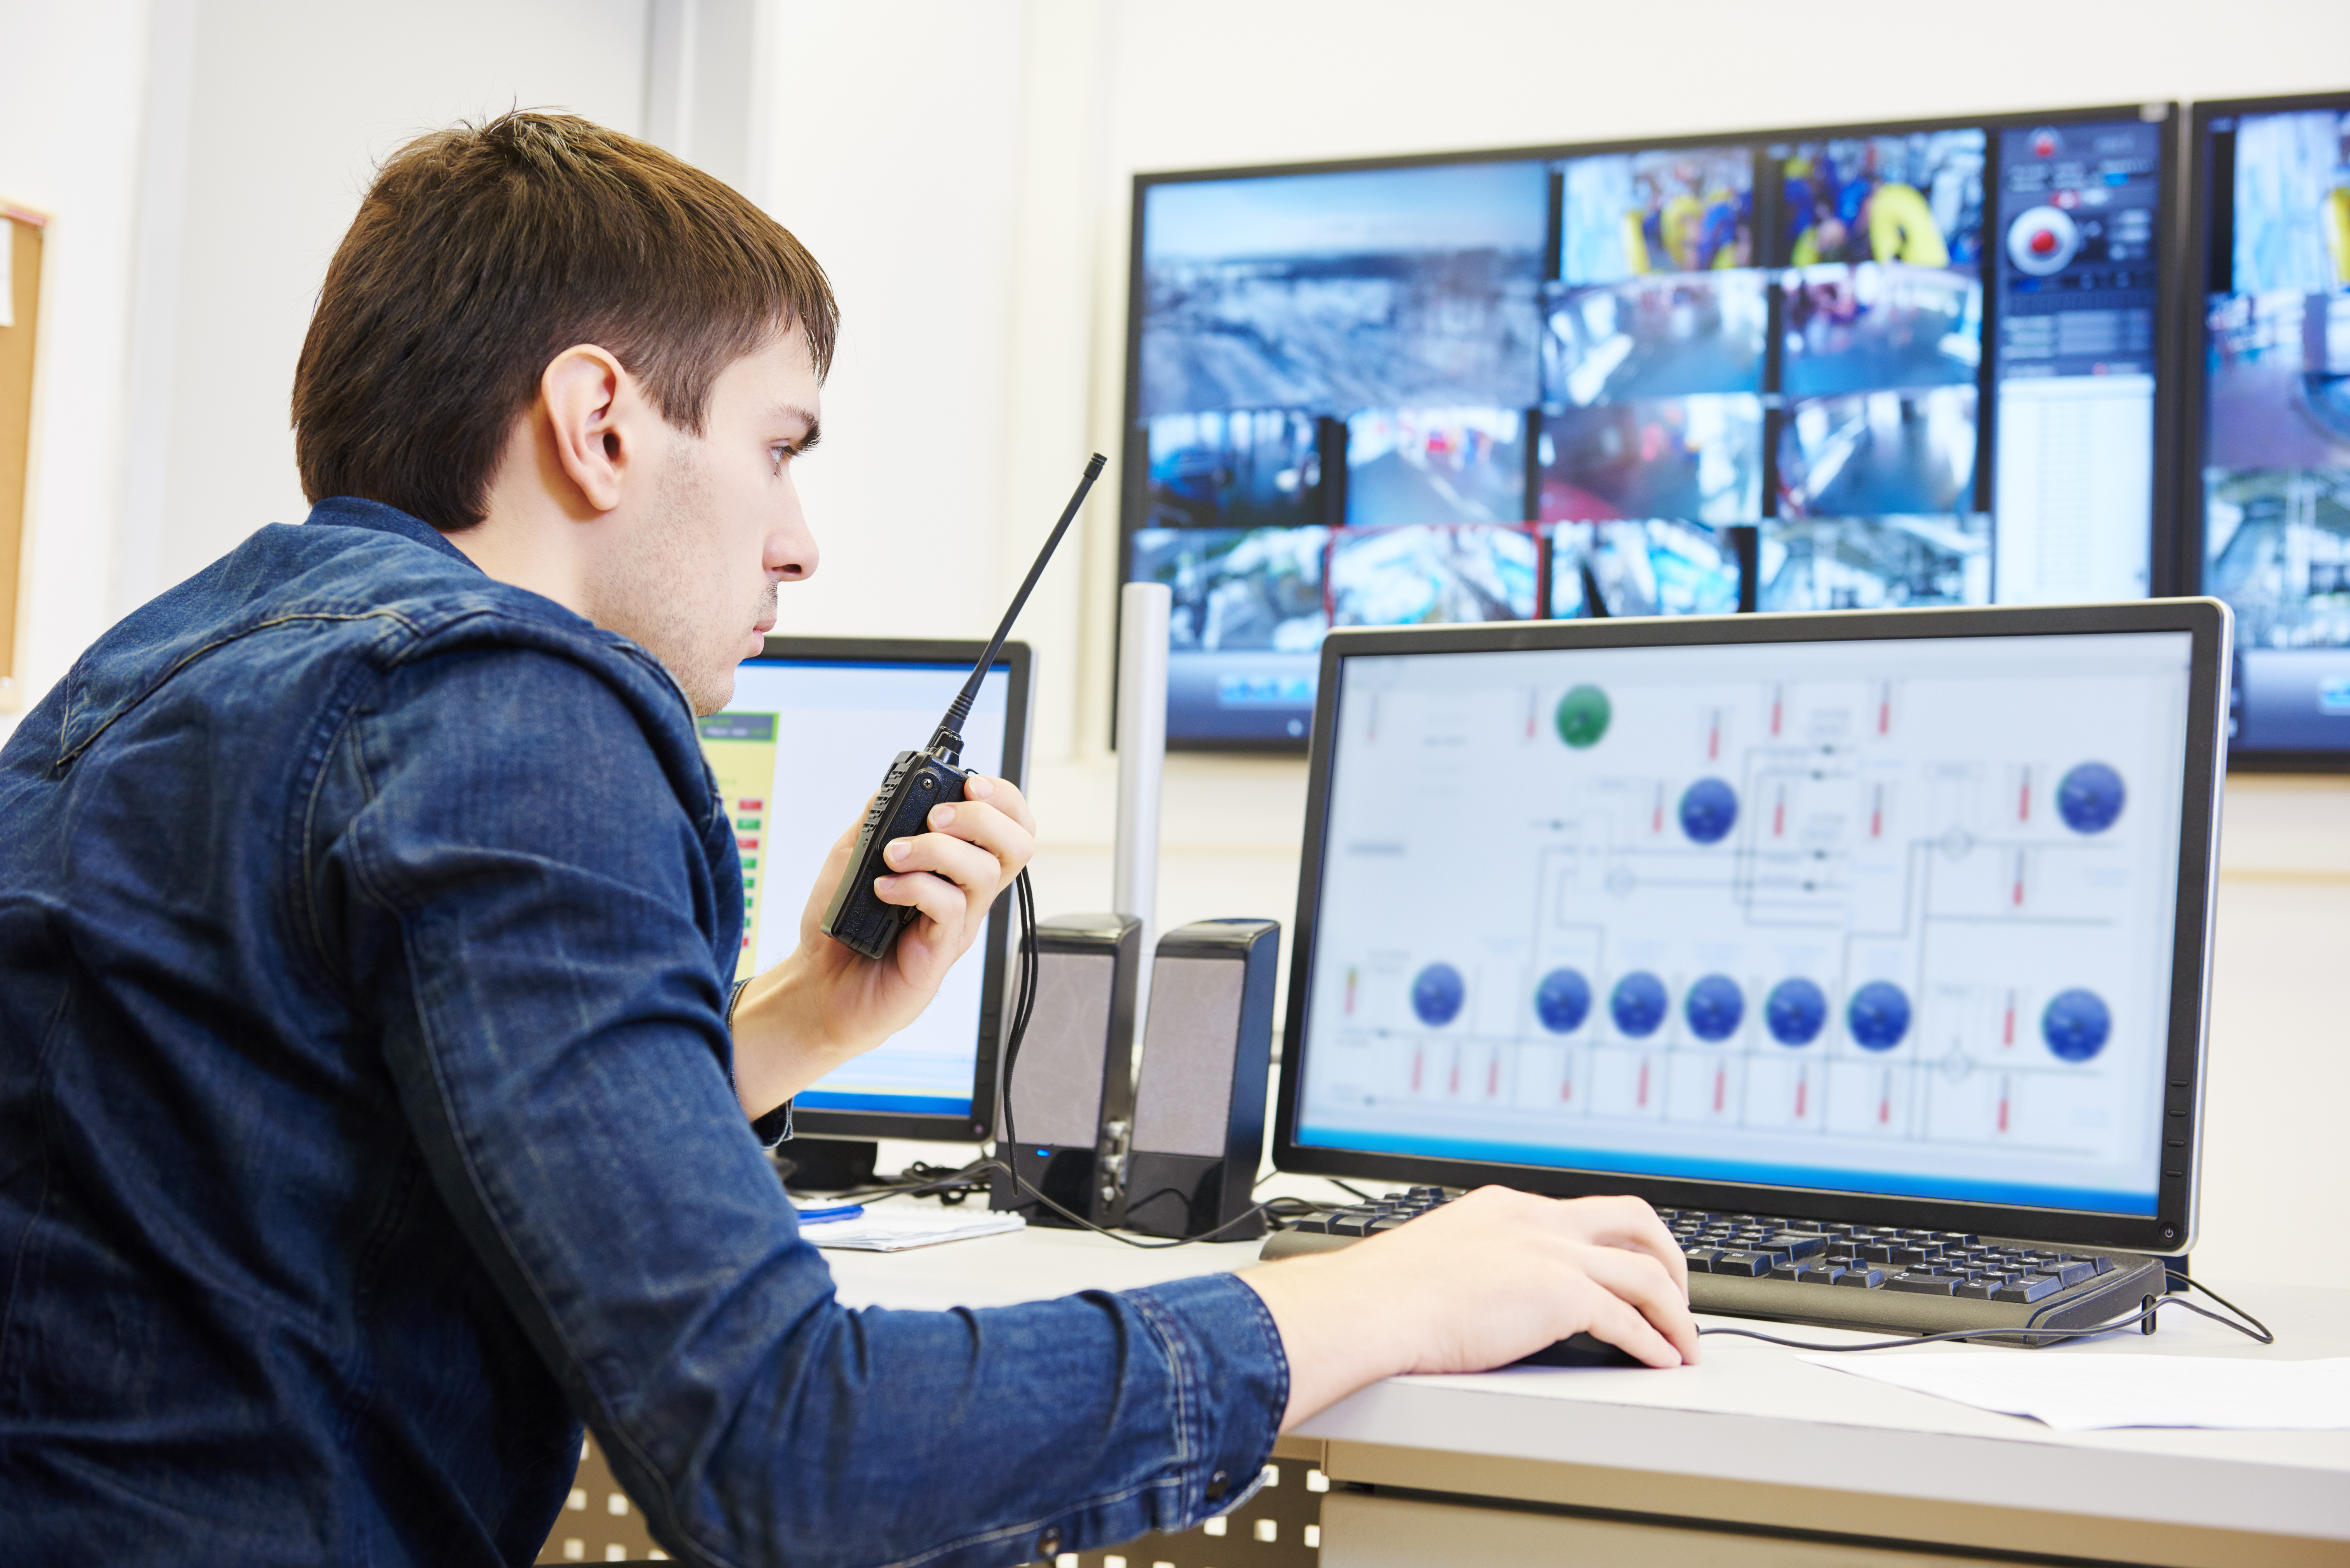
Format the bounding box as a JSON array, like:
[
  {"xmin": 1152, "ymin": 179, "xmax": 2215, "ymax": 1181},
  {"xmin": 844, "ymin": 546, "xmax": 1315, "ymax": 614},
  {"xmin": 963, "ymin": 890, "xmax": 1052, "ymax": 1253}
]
[{"xmin": 822, "ymin": 1208, "xmax": 2350, "ymax": 1545}]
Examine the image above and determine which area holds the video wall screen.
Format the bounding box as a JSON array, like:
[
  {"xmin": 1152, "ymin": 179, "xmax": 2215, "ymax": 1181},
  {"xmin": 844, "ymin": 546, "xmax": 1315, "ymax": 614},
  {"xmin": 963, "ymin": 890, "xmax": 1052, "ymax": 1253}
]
[
  {"xmin": 1124, "ymin": 107, "xmax": 2177, "ymax": 747},
  {"xmin": 2188, "ymin": 94, "xmax": 2350, "ymax": 768}
]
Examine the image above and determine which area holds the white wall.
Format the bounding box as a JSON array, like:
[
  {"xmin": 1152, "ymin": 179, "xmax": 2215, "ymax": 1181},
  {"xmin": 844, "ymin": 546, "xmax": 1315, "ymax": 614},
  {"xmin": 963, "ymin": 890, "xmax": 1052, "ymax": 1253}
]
[
  {"xmin": 0, "ymin": 0, "xmax": 153, "ymax": 721},
  {"xmin": 120, "ymin": 0, "xmax": 655, "ymax": 609},
  {"xmin": 0, "ymin": 0, "xmax": 656, "ymax": 741},
  {"xmin": 766, "ymin": 0, "xmax": 2350, "ymax": 1288}
]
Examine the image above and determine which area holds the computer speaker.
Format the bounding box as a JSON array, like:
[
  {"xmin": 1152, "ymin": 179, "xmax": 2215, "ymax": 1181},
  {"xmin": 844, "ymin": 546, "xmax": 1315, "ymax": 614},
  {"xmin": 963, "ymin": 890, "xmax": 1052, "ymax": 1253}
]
[
  {"xmin": 990, "ymin": 913, "xmax": 1140, "ymax": 1229},
  {"xmin": 1123, "ymin": 919, "xmax": 1281, "ymax": 1241}
]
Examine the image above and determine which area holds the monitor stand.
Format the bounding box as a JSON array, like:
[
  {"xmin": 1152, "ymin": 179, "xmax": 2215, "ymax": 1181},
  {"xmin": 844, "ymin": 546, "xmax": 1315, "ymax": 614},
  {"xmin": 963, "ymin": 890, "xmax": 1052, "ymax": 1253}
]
[{"xmin": 777, "ymin": 1137, "xmax": 877, "ymax": 1193}]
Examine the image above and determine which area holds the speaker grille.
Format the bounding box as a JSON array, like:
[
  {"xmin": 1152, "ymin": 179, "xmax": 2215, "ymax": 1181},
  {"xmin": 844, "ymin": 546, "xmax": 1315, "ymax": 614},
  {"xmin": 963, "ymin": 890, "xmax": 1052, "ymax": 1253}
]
[
  {"xmin": 1009, "ymin": 951, "xmax": 1114, "ymax": 1145},
  {"xmin": 1133, "ymin": 956, "xmax": 1246, "ymax": 1157}
]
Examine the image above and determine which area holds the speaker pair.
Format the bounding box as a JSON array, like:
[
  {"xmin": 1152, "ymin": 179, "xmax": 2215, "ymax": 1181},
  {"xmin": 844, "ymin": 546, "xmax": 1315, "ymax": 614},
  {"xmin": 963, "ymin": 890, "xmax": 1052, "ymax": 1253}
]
[{"xmin": 990, "ymin": 916, "xmax": 1279, "ymax": 1240}]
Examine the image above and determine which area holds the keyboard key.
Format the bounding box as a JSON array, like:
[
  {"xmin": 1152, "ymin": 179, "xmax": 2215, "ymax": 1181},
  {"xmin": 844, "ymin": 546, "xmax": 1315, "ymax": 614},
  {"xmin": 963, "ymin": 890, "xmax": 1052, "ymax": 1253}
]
[
  {"xmin": 2049, "ymin": 1260, "xmax": 2099, "ymax": 1287},
  {"xmin": 1328, "ymin": 1215, "xmax": 1375, "ymax": 1237},
  {"xmin": 1954, "ymin": 1280, "xmax": 1998, "ymax": 1300},
  {"xmin": 1891, "ymin": 1246, "xmax": 1935, "ymax": 1267},
  {"xmin": 1793, "ymin": 1264, "xmax": 1845, "ymax": 1284},
  {"xmin": 1935, "ymin": 1232, "xmax": 1980, "ymax": 1246},
  {"xmin": 1832, "ymin": 1266, "xmax": 1885, "ymax": 1288},
  {"xmin": 1993, "ymin": 1275, "xmax": 2063, "ymax": 1303},
  {"xmin": 1367, "ymin": 1217, "xmax": 1407, "ymax": 1232},
  {"xmin": 2089, "ymin": 1255, "xmax": 2116, "ymax": 1274},
  {"xmin": 1683, "ymin": 1248, "xmax": 1720, "ymax": 1273},
  {"xmin": 1779, "ymin": 1234, "xmax": 1831, "ymax": 1260},
  {"xmin": 1887, "ymin": 1273, "xmax": 1957, "ymax": 1296},
  {"xmin": 1711, "ymin": 1251, "xmax": 1771, "ymax": 1277},
  {"xmin": 1768, "ymin": 1263, "xmax": 1806, "ymax": 1282},
  {"xmin": 1289, "ymin": 1216, "xmax": 1330, "ymax": 1233},
  {"xmin": 1859, "ymin": 1243, "xmax": 1899, "ymax": 1263}
]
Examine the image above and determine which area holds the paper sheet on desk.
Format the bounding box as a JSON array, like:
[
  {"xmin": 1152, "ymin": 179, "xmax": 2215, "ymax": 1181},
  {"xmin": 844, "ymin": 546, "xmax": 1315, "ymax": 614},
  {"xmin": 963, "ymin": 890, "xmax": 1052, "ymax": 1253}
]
[
  {"xmin": 798, "ymin": 1206, "xmax": 1025, "ymax": 1252},
  {"xmin": 1799, "ymin": 1351, "xmax": 2350, "ymax": 1431}
]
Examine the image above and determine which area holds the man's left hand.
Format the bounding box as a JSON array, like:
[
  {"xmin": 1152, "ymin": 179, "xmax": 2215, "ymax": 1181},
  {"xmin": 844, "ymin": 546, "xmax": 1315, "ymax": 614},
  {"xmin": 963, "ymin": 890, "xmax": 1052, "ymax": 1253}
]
[{"xmin": 726, "ymin": 774, "xmax": 1036, "ymax": 1117}]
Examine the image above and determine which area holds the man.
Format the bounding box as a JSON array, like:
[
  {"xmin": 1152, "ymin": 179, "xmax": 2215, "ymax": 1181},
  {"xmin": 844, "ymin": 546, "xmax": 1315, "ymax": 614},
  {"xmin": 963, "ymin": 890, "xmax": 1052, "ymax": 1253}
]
[{"xmin": 0, "ymin": 113, "xmax": 1695, "ymax": 1567}]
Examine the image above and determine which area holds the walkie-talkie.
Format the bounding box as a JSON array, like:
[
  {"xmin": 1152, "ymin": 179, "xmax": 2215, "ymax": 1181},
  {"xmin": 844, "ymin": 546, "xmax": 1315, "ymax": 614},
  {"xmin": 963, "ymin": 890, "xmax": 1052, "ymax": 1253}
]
[{"xmin": 820, "ymin": 453, "xmax": 1106, "ymax": 961}]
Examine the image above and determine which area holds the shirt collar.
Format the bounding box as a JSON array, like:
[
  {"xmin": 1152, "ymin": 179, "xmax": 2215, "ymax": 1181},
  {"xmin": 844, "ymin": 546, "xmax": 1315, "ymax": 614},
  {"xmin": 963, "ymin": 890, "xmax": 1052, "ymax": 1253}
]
[{"xmin": 304, "ymin": 496, "xmax": 482, "ymax": 572}]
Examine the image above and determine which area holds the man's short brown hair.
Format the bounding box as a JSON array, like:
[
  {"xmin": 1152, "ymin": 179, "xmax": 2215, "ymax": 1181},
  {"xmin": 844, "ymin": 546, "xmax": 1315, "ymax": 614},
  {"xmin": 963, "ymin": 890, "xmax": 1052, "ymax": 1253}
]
[{"xmin": 293, "ymin": 111, "xmax": 838, "ymax": 532}]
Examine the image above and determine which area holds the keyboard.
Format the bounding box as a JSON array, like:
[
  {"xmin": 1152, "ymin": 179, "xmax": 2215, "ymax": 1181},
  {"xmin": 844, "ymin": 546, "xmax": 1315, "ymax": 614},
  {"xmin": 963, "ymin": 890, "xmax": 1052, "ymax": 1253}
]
[{"xmin": 1259, "ymin": 1189, "xmax": 2170, "ymax": 1345}]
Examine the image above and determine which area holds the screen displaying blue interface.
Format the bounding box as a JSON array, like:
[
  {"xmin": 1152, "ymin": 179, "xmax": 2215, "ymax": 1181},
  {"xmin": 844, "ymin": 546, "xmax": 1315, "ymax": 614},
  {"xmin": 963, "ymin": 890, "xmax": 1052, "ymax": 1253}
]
[
  {"xmin": 1127, "ymin": 113, "xmax": 2171, "ymax": 746},
  {"xmin": 2192, "ymin": 99, "xmax": 2350, "ymax": 759},
  {"xmin": 698, "ymin": 659, "xmax": 1012, "ymax": 1120},
  {"xmin": 1291, "ymin": 629, "xmax": 2195, "ymax": 1215}
]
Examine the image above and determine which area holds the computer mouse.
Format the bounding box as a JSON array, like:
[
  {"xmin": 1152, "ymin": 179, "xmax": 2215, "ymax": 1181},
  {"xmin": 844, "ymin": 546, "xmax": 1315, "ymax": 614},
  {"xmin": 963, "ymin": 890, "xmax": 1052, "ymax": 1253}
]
[{"xmin": 1511, "ymin": 1331, "xmax": 1647, "ymax": 1369}]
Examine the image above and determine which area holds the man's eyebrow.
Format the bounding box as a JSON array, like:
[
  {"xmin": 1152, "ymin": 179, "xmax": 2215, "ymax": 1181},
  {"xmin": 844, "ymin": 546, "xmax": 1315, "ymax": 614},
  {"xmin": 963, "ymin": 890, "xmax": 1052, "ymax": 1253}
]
[{"xmin": 777, "ymin": 405, "xmax": 821, "ymax": 451}]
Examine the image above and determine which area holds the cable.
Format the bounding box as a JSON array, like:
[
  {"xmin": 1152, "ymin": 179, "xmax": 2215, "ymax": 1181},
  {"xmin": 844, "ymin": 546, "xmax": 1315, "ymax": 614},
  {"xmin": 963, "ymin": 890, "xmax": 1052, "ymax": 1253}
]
[{"xmin": 1695, "ymin": 1270, "xmax": 2273, "ymax": 1353}]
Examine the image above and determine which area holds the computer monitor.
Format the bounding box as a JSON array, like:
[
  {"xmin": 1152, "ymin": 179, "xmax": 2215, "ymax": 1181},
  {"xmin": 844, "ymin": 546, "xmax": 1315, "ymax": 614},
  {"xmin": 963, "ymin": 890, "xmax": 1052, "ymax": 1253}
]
[
  {"xmin": 700, "ymin": 638, "xmax": 1033, "ymax": 1143},
  {"xmin": 1271, "ymin": 601, "xmax": 2230, "ymax": 1256},
  {"xmin": 2183, "ymin": 92, "xmax": 2350, "ymax": 770},
  {"xmin": 1122, "ymin": 105, "xmax": 2181, "ymax": 750}
]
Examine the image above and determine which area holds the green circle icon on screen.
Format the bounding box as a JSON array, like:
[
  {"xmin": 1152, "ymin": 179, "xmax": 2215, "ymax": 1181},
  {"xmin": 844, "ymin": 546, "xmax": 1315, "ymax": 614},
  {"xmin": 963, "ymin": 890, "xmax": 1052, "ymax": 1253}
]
[{"xmin": 1555, "ymin": 684, "xmax": 1611, "ymax": 749}]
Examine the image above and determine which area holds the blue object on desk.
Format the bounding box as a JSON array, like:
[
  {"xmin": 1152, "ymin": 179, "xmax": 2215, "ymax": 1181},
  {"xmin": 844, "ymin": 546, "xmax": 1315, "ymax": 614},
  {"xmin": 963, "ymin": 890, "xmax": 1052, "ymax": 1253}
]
[{"xmin": 795, "ymin": 1204, "xmax": 865, "ymax": 1224}]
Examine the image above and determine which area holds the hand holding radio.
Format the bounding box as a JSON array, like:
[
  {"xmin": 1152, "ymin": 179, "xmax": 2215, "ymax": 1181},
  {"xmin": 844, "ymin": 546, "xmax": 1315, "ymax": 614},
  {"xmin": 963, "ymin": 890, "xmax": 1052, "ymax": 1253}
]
[{"xmin": 726, "ymin": 773, "xmax": 1035, "ymax": 1117}]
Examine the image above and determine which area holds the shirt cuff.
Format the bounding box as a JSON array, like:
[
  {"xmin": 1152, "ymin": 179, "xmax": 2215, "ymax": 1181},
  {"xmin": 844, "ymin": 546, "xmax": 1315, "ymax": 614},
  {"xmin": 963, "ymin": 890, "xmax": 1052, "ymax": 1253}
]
[
  {"xmin": 751, "ymin": 1100, "xmax": 793, "ymax": 1148},
  {"xmin": 1122, "ymin": 1271, "xmax": 1289, "ymax": 1531}
]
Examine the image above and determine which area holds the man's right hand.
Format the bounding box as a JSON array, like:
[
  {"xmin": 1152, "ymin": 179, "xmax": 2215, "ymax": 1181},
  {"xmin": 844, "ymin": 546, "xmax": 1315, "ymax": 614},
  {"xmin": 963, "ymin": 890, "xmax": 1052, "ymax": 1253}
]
[{"xmin": 1236, "ymin": 1188, "xmax": 1698, "ymax": 1430}]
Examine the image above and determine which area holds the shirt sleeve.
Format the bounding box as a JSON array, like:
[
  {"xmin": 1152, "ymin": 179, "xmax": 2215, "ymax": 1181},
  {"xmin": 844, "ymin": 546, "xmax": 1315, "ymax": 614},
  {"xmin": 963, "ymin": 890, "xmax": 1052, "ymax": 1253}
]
[{"xmin": 330, "ymin": 646, "xmax": 1286, "ymax": 1568}]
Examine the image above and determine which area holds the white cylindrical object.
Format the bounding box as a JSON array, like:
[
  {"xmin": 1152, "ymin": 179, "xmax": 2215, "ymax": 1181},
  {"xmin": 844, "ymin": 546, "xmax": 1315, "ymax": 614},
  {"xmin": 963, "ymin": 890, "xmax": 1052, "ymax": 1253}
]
[{"xmin": 1114, "ymin": 581, "xmax": 1170, "ymax": 1029}]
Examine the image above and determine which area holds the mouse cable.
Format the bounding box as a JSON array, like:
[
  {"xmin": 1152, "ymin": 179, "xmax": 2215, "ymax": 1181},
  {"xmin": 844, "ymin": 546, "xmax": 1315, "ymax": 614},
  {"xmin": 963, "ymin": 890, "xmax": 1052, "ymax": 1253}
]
[{"xmin": 1694, "ymin": 1271, "xmax": 2272, "ymax": 1353}]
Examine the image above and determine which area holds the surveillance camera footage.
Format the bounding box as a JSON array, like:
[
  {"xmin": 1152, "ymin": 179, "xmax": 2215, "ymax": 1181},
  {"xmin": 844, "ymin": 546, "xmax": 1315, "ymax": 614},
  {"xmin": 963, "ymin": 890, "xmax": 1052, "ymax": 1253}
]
[
  {"xmin": 1126, "ymin": 110, "xmax": 2171, "ymax": 745},
  {"xmin": 1759, "ymin": 515, "xmax": 1992, "ymax": 611},
  {"xmin": 2196, "ymin": 103, "xmax": 2350, "ymax": 755},
  {"xmin": 1329, "ymin": 523, "xmax": 1541, "ymax": 628},
  {"xmin": 1550, "ymin": 519, "xmax": 1742, "ymax": 618}
]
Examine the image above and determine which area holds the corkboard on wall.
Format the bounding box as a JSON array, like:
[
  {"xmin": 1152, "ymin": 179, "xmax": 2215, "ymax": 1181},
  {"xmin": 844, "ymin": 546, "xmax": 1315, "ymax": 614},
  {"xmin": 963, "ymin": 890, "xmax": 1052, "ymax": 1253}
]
[{"xmin": 0, "ymin": 204, "xmax": 47, "ymax": 712}]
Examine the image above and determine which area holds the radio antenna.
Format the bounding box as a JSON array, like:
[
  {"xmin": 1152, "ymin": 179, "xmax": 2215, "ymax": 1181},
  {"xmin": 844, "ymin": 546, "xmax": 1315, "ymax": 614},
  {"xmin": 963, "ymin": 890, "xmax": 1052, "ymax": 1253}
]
[{"xmin": 929, "ymin": 452, "xmax": 1105, "ymax": 760}]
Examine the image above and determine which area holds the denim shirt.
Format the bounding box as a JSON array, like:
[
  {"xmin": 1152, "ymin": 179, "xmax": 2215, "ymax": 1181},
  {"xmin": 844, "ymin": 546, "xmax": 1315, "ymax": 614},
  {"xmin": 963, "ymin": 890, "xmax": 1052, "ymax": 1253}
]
[{"xmin": 0, "ymin": 498, "xmax": 1286, "ymax": 1568}]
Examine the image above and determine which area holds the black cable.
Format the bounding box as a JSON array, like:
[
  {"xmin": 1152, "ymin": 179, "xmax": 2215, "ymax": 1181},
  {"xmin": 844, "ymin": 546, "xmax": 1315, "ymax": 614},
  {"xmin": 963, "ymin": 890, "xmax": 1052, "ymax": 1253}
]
[{"xmin": 1695, "ymin": 1270, "xmax": 2273, "ymax": 1353}]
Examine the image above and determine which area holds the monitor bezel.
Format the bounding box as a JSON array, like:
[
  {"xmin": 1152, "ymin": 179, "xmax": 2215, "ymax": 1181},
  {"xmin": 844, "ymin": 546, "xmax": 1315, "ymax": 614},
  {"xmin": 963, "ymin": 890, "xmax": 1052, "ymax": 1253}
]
[
  {"xmin": 2178, "ymin": 89, "xmax": 2350, "ymax": 775},
  {"xmin": 1269, "ymin": 600, "xmax": 2230, "ymax": 1255},
  {"xmin": 1118, "ymin": 101, "xmax": 2188, "ymax": 754},
  {"xmin": 739, "ymin": 636, "xmax": 1035, "ymax": 1144}
]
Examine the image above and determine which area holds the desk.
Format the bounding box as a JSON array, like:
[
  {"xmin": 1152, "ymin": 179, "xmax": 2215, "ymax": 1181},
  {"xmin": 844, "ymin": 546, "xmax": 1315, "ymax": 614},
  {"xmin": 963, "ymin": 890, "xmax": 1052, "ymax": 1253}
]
[{"xmin": 827, "ymin": 1223, "xmax": 2350, "ymax": 1568}]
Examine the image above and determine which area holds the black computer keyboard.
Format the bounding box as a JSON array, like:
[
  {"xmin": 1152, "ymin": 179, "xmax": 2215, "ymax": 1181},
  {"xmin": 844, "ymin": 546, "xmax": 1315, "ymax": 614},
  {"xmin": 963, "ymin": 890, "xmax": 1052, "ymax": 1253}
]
[{"xmin": 1260, "ymin": 1189, "xmax": 2170, "ymax": 1345}]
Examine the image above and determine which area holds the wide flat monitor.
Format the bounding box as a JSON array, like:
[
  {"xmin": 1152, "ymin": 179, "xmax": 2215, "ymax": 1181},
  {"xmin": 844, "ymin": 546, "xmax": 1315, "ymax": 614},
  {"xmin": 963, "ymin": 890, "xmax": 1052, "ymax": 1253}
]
[
  {"xmin": 700, "ymin": 639, "xmax": 1032, "ymax": 1141},
  {"xmin": 1123, "ymin": 105, "xmax": 2180, "ymax": 750},
  {"xmin": 1272, "ymin": 601, "xmax": 2230, "ymax": 1255},
  {"xmin": 2184, "ymin": 91, "xmax": 2350, "ymax": 769}
]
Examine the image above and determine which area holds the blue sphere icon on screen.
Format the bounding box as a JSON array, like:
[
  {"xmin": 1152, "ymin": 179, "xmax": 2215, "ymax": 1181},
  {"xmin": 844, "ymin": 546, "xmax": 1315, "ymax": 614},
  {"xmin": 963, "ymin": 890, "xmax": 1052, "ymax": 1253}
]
[
  {"xmin": 1684, "ymin": 974, "xmax": 1744, "ymax": 1042},
  {"xmin": 1679, "ymin": 778, "xmax": 1739, "ymax": 845},
  {"xmin": 1765, "ymin": 978, "xmax": 1828, "ymax": 1046},
  {"xmin": 1610, "ymin": 971, "xmax": 1669, "ymax": 1038},
  {"xmin": 1410, "ymin": 963, "xmax": 1466, "ymax": 1028},
  {"xmin": 2057, "ymin": 762, "xmax": 2126, "ymax": 835},
  {"xmin": 2042, "ymin": 989, "xmax": 2113, "ymax": 1062},
  {"xmin": 1534, "ymin": 967, "xmax": 1593, "ymax": 1034},
  {"xmin": 1846, "ymin": 981, "xmax": 1913, "ymax": 1051}
]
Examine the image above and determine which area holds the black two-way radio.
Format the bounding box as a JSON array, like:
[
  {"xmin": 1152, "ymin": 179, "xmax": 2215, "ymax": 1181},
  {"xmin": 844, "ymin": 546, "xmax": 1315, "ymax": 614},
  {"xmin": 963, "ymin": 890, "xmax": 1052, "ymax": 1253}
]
[{"xmin": 819, "ymin": 453, "xmax": 1105, "ymax": 961}]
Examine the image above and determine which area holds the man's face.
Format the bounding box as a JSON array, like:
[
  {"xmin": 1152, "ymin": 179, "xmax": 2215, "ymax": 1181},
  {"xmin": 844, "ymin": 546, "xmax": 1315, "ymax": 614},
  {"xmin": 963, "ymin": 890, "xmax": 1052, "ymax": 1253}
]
[{"xmin": 585, "ymin": 329, "xmax": 822, "ymax": 714}]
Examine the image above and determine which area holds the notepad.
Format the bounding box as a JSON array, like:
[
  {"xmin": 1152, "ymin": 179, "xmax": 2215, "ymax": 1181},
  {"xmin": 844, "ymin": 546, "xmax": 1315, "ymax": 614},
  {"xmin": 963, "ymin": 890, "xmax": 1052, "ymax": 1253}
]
[
  {"xmin": 1798, "ymin": 1351, "xmax": 2350, "ymax": 1431},
  {"xmin": 799, "ymin": 1205, "xmax": 1026, "ymax": 1252}
]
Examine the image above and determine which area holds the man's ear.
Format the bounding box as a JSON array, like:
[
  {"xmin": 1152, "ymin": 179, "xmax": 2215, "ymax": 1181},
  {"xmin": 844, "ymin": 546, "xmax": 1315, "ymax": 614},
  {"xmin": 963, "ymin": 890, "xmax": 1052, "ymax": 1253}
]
[{"xmin": 540, "ymin": 345, "xmax": 631, "ymax": 515}]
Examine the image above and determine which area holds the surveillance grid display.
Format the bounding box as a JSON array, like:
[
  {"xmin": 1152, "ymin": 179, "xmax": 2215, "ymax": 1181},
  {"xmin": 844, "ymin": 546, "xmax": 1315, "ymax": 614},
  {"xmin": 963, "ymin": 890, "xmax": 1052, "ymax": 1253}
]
[
  {"xmin": 2193, "ymin": 100, "xmax": 2350, "ymax": 758},
  {"xmin": 1293, "ymin": 630, "xmax": 2195, "ymax": 1214},
  {"xmin": 1128, "ymin": 111, "xmax": 2171, "ymax": 744}
]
